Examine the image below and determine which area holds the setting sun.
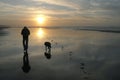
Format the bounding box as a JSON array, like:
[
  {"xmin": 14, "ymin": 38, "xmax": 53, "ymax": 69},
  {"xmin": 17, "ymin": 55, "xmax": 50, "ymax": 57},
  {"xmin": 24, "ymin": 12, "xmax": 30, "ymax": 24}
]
[{"xmin": 36, "ymin": 16, "xmax": 45, "ymax": 24}]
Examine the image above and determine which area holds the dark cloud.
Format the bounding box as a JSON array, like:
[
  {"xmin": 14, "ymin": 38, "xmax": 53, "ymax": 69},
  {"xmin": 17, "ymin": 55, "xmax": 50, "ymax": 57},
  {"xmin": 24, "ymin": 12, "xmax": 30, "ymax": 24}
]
[
  {"xmin": 91, "ymin": 0, "xmax": 120, "ymax": 16},
  {"xmin": 0, "ymin": 26, "xmax": 9, "ymax": 36},
  {"xmin": 0, "ymin": 0, "xmax": 32, "ymax": 6}
]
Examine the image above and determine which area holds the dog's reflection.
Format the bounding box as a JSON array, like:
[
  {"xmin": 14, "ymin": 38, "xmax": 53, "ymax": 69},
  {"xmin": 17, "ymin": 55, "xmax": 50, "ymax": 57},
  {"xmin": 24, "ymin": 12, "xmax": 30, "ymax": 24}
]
[
  {"xmin": 44, "ymin": 52, "xmax": 51, "ymax": 59},
  {"xmin": 44, "ymin": 42, "xmax": 52, "ymax": 59},
  {"xmin": 22, "ymin": 51, "xmax": 31, "ymax": 73}
]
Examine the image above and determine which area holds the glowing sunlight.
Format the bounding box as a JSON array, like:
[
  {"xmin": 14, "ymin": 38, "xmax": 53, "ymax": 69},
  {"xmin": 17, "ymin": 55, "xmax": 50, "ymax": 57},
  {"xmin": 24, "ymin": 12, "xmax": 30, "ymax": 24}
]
[
  {"xmin": 36, "ymin": 16, "xmax": 45, "ymax": 24},
  {"xmin": 37, "ymin": 28, "xmax": 44, "ymax": 38}
]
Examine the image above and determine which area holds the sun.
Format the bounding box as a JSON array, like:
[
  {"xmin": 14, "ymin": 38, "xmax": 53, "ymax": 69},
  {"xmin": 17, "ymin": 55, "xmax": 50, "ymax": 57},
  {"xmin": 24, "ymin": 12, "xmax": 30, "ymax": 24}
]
[{"xmin": 36, "ymin": 16, "xmax": 45, "ymax": 24}]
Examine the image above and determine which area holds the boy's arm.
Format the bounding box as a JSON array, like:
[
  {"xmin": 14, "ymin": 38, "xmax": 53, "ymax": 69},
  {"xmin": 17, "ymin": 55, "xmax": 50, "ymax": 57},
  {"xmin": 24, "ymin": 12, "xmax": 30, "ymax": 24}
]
[{"xmin": 28, "ymin": 30, "xmax": 30, "ymax": 35}]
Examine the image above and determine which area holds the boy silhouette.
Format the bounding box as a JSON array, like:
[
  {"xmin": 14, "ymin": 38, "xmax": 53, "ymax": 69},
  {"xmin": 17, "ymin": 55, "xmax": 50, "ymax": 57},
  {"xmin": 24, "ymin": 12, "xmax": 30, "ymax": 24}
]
[{"xmin": 21, "ymin": 26, "xmax": 30, "ymax": 51}]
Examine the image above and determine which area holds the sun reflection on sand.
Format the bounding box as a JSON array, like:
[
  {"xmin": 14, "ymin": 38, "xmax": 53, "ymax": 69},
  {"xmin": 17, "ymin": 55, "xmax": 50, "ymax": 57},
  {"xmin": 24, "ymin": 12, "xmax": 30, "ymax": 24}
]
[{"xmin": 37, "ymin": 28, "xmax": 45, "ymax": 38}]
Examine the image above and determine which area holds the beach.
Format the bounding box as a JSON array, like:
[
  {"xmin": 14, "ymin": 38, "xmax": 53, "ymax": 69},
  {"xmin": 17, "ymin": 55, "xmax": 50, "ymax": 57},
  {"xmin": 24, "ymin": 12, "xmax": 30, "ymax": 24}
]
[{"xmin": 0, "ymin": 27, "xmax": 120, "ymax": 80}]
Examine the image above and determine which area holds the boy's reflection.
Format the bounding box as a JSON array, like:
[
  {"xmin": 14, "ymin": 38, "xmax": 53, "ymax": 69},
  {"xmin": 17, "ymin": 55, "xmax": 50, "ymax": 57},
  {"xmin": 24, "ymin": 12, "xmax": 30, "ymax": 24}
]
[{"xmin": 22, "ymin": 51, "xmax": 31, "ymax": 73}]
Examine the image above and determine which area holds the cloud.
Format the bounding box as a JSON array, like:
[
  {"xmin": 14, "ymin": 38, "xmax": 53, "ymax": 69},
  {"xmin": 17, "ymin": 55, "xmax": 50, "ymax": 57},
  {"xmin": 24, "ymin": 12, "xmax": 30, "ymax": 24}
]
[
  {"xmin": 90, "ymin": 0, "xmax": 120, "ymax": 16},
  {"xmin": 32, "ymin": 0, "xmax": 79, "ymax": 9},
  {"xmin": 1, "ymin": 0, "xmax": 120, "ymax": 18},
  {"xmin": 0, "ymin": 0, "xmax": 120, "ymax": 26}
]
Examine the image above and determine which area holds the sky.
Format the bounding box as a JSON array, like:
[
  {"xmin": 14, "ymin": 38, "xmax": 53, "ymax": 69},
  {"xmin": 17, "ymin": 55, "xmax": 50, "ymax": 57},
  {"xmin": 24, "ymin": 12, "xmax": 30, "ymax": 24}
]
[{"xmin": 0, "ymin": 0, "xmax": 120, "ymax": 27}]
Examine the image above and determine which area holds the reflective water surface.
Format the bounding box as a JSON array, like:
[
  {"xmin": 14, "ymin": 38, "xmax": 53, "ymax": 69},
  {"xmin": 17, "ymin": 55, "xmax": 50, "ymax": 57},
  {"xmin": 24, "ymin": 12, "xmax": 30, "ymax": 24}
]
[{"xmin": 0, "ymin": 27, "xmax": 120, "ymax": 80}]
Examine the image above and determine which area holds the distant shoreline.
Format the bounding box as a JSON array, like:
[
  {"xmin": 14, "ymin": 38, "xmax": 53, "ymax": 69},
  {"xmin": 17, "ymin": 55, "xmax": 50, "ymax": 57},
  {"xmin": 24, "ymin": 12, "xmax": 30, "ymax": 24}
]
[{"xmin": 0, "ymin": 26, "xmax": 120, "ymax": 33}]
